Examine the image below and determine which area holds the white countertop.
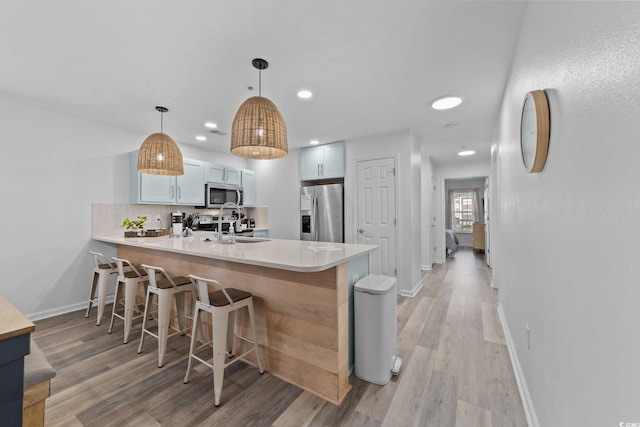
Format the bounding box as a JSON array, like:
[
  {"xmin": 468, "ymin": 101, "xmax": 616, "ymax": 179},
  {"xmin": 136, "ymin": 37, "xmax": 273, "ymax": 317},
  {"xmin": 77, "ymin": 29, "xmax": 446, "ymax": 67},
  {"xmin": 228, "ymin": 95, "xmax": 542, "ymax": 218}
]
[{"xmin": 93, "ymin": 233, "xmax": 377, "ymax": 273}]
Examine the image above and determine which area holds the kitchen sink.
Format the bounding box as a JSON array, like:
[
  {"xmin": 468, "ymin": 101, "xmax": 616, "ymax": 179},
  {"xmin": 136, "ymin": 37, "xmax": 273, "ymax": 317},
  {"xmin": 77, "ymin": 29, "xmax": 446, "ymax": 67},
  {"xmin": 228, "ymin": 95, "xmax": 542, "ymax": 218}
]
[{"xmin": 235, "ymin": 237, "xmax": 271, "ymax": 243}]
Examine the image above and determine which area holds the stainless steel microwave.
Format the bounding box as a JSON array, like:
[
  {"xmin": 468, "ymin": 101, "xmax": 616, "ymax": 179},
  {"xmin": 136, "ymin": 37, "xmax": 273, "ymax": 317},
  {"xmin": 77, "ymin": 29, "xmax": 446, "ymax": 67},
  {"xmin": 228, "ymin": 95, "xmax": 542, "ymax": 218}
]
[{"xmin": 204, "ymin": 183, "xmax": 243, "ymax": 208}]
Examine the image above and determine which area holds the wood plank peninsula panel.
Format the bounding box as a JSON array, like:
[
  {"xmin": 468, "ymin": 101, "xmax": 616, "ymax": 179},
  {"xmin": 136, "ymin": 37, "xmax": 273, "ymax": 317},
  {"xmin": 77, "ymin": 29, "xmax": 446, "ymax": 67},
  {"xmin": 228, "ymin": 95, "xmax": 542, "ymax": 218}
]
[{"xmin": 110, "ymin": 236, "xmax": 376, "ymax": 405}]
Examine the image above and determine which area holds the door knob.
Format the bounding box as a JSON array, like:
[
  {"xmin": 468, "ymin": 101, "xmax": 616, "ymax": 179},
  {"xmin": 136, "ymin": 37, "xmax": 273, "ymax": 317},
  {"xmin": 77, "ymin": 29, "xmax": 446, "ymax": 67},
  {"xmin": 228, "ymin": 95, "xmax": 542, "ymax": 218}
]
[{"xmin": 358, "ymin": 228, "xmax": 365, "ymax": 234}]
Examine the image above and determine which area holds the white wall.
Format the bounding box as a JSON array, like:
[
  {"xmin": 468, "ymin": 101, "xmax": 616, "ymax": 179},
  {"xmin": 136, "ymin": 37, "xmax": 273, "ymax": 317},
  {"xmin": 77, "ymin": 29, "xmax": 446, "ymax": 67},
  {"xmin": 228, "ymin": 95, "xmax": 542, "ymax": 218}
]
[
  {"xmin": 345, "ymin": 130, "xmax": 422, "ymax": 296},
  {"xmin": 494, "ymin": 3, "xmax": 640, "ymax": 426},
  {"xmin": 0, "ymin": 96, "xmax": 140, "ymax": 317},
  {"xmin": 247, "ymin": 150, "xmax": 301, "ymax": 240},
  {"xmin": 420, "ymin": 149, "xmax": 435, "ymax": 269}
]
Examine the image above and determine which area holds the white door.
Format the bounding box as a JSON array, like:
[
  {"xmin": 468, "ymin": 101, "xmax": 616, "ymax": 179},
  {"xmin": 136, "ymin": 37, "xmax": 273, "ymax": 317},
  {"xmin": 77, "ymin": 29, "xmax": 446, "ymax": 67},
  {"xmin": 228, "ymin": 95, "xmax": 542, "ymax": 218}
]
[
  {"xmin": 356, "ymin": 157, "xmax": 397, "ymax": 276},
  {"xmin": 430, "ymin": 175, "xmax": 437, "ymax": 265}
]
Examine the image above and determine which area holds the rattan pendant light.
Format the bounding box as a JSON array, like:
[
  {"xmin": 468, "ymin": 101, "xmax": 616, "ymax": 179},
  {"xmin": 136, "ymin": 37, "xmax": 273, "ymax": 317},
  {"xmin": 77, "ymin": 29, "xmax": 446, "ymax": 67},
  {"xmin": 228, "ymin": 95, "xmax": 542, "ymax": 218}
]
[
  {"xmin": 231, "ymin": 58, "xmax": 288, "ymax": 159},
  {"xmin": 137, "ymin": 106, "xmax": 184, "ymax": 175}
]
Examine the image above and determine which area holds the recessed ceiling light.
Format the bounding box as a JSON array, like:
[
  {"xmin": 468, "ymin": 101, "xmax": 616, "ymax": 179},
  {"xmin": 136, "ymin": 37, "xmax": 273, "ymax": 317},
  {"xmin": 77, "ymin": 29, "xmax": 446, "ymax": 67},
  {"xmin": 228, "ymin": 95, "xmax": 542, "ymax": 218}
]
[
  {"xmin": 445, "ymin": 123, "xmax": 457, "ymax": 130},
  {"xmin": 297, "ymin": 90, "xmax": 313, "ymax": 99},
  {"xmin": 458, "ymin": 150, "xmax": 476, "ymax": 156},
  {"xmin": 204, "ymin": 122, "xmax": 218, "ymax": 129},
  {"xmin": 432, "ymin": 96, "xmax": 462, "ymax": 110},
  {"xmin": 309, "ymin": 140, "xmax": 319, "ymax": 145},
  {"xmin": 196, "ymin": 135, "xmax": 207, "ymax": 141}
]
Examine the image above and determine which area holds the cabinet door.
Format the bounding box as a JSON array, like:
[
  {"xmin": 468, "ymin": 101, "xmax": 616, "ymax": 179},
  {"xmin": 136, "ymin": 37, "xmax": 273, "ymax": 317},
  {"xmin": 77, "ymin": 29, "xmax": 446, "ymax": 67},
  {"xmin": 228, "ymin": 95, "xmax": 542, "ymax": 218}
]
[
  {"xmin": 177, "ymin": 160, "xmax": 204, "ymax": 205},
  {"xmin": 241, "ymin": 169, "xmax": 257, "ymax": 207},
  {"xmin": 321, "ymin": 141, "xmax": 344, "ymax": 178},
  {"xmin": 224, "ymin": 167, "xmax": 241, "ymax": 186},
  {"xmin": 140, "ymin": 174, "xmax": 175, "ymax": 204},
  {"xmin": 205, "ymin": 163, "xmax": 226, "ymax": 183},
  {"xmin": 300, "ymin": 146, "xmax": 323, "ymax": 180}
]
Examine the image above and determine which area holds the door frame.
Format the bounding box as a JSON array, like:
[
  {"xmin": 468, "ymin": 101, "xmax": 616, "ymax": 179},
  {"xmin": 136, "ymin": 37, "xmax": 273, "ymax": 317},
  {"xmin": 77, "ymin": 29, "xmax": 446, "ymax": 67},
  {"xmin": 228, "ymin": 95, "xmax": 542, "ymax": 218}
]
[{"xmin": 347, "ymin": 154, "xmax": 399, "ymax": 279}]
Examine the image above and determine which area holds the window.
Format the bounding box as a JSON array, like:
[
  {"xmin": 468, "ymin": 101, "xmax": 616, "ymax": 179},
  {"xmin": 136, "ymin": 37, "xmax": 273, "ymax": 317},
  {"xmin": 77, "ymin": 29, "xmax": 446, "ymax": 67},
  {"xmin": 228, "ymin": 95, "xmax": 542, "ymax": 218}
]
[{"xmin": 453, "ymin": 190, "xmax": 474, "ymax": 232}]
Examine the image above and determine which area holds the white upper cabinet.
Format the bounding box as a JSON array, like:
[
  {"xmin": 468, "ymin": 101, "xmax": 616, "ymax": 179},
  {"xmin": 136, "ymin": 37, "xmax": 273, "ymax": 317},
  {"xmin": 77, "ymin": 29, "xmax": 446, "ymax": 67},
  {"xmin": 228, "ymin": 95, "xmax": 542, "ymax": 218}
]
[
  {"xmin": 129, "ymin": 151, "xmax": 204, "ymax": 205},
  {"xmin": 300, "ymin": 141, "xmax": 345, "ymax": 180},
  {"xmin": 241, "ymin": 169, "xmax": 257, "ymax": 207},
  {"xmin": 176, "ymin": 159, "xmax": 205, "ymax": 205},
  {"xmin": 205, "ymin": 163, "xmax": 241, "ymax": 186},
  {"xmin": 139, "ymin": 173, "xmax": 175, "ymax": 204}
]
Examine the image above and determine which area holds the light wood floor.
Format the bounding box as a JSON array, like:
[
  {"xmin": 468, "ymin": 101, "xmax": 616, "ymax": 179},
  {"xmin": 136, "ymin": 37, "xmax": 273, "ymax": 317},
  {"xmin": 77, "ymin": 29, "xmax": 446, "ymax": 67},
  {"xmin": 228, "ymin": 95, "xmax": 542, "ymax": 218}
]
[{"xmin": 34, "ymin": 248, "xmax": 527, "ymax": 426}]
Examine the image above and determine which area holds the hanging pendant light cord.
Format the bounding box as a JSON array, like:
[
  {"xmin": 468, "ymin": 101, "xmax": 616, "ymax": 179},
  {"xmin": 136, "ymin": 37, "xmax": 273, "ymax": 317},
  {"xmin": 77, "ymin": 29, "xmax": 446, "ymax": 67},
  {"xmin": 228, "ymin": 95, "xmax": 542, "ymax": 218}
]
[
  {"xmin": 160, "ymin": 111, "xmax": 164, "ymax": 134},
  {"xmin": 259, "ymin": 69, "xmax": 262, "ymax": 97}
]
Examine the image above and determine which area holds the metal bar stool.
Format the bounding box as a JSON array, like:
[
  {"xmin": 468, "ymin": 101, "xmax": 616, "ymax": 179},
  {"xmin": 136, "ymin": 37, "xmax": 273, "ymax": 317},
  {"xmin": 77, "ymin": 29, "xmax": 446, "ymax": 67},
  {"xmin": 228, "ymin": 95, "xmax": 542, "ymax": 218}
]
[
  {"xmin": 137, "ymin": 264, "xmax": 197, "ymax": 367},
  {"xmin": 184, "ymin": 274, "xmax": 263, "ymax": 407},
  {"xmin": 86, "ymin": 251, "xmax": 118, "ymax": 326},
  {"xmin": 108, "ymin": 257, "xmax": 149, "ymax": 344}
]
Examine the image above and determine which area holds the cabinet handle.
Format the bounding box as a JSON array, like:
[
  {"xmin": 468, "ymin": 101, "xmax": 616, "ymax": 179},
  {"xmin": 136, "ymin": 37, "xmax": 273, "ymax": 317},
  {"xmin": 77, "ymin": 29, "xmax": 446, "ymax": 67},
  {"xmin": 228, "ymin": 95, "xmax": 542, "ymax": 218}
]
[
  {"xmin": 178, "ymin": 186, "xmax": 181, "ymax": 200},
  {"xmin": 317, "ymin": 164, "xmax": 320, "ymax": 176},
  {"xmin": 321, "ymin": 163, "xmax": 324, "ymax": 176},
  {"xmin": 171, "ymin": 185, "xmax": 175, "ymax": 198}
]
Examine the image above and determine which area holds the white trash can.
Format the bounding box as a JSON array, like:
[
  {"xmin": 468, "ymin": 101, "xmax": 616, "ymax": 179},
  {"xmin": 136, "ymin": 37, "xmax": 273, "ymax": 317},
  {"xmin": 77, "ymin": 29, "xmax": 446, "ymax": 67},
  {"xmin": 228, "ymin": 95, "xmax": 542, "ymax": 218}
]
[{"xmin": 354, "ymin": 274, "xmax": 401, "ymax": 385}]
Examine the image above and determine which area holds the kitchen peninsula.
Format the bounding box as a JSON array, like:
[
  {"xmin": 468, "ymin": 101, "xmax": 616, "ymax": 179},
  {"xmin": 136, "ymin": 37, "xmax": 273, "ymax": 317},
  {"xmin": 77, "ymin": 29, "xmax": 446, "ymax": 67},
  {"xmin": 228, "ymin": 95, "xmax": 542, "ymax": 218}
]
[{"xmin": 93, "ymin": 233, "xmax": 376, "ymax": 405}]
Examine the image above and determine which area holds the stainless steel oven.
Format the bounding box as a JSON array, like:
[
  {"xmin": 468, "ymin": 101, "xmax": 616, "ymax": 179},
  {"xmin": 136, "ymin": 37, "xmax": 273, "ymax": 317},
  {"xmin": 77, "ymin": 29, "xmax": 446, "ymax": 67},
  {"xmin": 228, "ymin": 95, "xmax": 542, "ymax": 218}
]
[{"xmin": 204, "ymin": 183, "xmax": 243, "ymax": 208}]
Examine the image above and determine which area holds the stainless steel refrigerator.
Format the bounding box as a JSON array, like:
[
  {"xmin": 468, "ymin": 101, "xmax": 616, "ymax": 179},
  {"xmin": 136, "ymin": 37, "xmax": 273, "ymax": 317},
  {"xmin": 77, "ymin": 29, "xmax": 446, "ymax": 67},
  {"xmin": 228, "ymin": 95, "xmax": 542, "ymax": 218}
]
[{"xmin": 300, "ymin": 183, "xmax": 344, "ymax": 243}]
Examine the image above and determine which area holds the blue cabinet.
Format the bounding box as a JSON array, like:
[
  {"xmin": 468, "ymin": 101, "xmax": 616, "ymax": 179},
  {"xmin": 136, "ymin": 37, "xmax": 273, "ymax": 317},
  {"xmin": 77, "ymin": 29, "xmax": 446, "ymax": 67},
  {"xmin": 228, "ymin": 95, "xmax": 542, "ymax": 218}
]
[
  {"xmin": 130, "ymin": 151, "xmax": 204, "ymax": 205},
  {"xmin": 300, "ymin": 141, "xmax": 344, "ymax": 180},
  {"xmin": 205, "ymin": 163, "xmax": 240, "ymax": 186},
  {"xmin": 241, "ymin": 169, "xmax": 257, "ymax": 207}
]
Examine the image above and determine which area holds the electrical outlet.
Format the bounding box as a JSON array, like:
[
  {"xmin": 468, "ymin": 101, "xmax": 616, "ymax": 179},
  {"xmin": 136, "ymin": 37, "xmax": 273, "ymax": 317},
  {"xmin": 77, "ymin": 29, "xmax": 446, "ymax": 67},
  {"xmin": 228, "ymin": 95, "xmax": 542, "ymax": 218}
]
[{"xmin": 526, "ymin": 325, "xmax": 531, "ymax": 350}]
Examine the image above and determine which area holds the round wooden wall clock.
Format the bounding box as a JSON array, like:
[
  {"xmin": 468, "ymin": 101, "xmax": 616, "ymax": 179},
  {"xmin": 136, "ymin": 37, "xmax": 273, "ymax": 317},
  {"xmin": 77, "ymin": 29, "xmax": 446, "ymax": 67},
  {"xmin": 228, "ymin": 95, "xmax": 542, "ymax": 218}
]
[{"xmin": 520, "ymin": 90, "xmax": 550, "ymax": 173}]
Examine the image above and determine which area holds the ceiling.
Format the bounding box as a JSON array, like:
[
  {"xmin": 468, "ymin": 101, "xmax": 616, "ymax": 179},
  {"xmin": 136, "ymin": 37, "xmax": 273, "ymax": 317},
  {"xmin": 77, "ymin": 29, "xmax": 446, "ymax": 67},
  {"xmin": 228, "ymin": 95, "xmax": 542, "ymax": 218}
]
[{"xmin": 0, "ymin": 1, "xmax": 526, "ymax": 166}]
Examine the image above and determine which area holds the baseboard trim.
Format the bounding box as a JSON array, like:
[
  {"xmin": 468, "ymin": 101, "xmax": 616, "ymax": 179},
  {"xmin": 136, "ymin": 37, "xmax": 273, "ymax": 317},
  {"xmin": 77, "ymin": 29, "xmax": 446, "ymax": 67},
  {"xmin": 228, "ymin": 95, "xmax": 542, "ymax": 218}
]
[
  {"xmin": 497, "ymin": 303, "xmax": 539, "ymax": 427},
  {"xmin": 399, "ymin": 280, "xmax": 423, "ymax": 297},
  {"xmin": 28, "ymin": 295, "xmax": 115, "ymax": 321},
  {"xmin": 421, "ymin": 264, "xmax": 433, "ymax": 271}
]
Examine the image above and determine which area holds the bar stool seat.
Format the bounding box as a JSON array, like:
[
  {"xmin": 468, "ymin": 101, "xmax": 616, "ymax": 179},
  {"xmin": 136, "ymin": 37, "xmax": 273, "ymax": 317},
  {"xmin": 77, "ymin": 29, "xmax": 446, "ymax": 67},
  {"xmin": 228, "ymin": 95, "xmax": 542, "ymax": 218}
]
[
  {"xmin": 184, "ymin": 274, "xmax": 263, "ymax": 407},
  {"xmin": 137, "ymin": 264, "xmax": 198, "ymax": 367},
  {"xmin": 86, "ymin": 251, "xmax": 119, "ymax": 326},
  {"xmin": 108, "ymin": 258, "xmax": 149, "ymax": 344}
]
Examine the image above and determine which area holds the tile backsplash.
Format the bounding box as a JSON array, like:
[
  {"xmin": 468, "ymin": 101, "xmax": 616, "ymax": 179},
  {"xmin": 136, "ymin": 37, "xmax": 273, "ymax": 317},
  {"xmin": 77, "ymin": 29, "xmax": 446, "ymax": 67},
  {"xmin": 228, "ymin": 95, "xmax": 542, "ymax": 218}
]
[
  {"xmin": 91, "ymin": 203, "xmax": 199, "ymax": 237},
  {"xmin": 92, "ymin": 203, "xmax": 268, "ymax": 236}
]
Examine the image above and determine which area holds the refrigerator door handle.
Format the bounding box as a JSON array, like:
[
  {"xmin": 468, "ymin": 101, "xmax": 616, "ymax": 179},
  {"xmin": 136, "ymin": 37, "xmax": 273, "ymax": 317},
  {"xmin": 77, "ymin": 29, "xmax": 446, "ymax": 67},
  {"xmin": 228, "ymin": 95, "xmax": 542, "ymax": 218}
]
[{"xmin": 312, "ymin": 196, "xmax": 318, "ymax": 241}]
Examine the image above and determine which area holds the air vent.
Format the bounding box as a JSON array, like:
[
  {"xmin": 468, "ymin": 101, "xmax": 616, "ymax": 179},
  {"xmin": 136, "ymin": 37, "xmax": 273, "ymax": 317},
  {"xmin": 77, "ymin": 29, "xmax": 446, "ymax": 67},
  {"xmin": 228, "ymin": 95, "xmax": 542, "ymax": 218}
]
[{"xmin": 209, "ymin": 129, "xmax": 228, "ymax": 136}]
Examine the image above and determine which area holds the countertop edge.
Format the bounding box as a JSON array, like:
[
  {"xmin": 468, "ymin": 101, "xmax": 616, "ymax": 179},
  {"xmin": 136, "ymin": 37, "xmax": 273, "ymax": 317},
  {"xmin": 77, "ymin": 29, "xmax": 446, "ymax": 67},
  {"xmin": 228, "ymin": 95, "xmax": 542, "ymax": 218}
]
[{"xmin": 93, "ymin": 235, "xmax": 377, "ymax": 273}]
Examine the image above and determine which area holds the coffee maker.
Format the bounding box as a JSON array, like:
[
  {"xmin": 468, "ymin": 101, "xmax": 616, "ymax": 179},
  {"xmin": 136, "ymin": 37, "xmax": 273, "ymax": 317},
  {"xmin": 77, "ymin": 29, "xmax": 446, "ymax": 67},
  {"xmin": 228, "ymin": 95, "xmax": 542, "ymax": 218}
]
[{"xmin": 171, "ymin": 211, "xmax": 183, "ymax": 237}]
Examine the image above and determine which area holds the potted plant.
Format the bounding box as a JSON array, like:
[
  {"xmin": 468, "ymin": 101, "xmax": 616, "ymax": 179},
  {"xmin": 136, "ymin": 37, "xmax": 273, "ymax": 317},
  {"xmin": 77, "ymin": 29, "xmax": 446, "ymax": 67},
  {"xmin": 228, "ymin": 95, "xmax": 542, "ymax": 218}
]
[{"xmin": 122, "ymin": 216, "xmax": 147, "ymax": 236}]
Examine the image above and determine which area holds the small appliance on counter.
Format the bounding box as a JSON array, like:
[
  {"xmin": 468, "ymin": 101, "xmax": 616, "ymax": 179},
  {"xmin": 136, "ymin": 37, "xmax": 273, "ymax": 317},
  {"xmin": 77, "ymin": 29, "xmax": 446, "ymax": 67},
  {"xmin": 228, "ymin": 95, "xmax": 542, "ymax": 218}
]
[
  {"xmin": 171, "ymin": 211, "xmax": 183, "ymax": 237},
  {"xmin": 240, "ymin": 218, "xmax": 256, "ymax": 229}
]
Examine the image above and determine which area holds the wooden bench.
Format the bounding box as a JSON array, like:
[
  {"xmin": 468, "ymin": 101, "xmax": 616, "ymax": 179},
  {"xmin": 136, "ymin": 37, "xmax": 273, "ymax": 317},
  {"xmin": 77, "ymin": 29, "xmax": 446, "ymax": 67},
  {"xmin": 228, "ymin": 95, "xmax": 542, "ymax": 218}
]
[{"xmin": 23, "ymin": 340, "xmax": 56, "ymax": 427}]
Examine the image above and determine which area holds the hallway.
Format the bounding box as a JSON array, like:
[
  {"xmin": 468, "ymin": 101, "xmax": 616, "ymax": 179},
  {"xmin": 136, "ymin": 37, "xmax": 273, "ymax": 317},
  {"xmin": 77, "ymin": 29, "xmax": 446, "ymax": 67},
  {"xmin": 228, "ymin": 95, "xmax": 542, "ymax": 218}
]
[
  {"xmin": 33, "ymin": 248, "xmax": 527, "ymax": 426},
  {"xmin": 378, "ymin": 247, "xmax": 528, "ymax": 426}
]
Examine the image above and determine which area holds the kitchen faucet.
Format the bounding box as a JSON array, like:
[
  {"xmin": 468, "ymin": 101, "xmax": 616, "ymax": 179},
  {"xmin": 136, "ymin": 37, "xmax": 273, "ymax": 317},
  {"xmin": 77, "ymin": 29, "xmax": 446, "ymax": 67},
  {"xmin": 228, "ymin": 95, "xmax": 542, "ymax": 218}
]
[{"xmin": 217, "ymin": 202, "xmax": 239, "ymax": 243}]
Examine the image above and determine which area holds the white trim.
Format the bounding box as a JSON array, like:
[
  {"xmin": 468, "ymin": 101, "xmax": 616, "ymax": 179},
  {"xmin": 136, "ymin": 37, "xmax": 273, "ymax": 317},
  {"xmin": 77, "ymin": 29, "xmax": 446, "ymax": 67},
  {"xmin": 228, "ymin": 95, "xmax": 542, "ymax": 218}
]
[
  {"xmin": 28, "ymin": 295, "xmax": 115, "ymax": 321},
  {"xmin": 421, "ymin": 264, "xmax": 433, "ymax": 271},
  {"xmin": 399, "ymin": 280, "xmax": 423, "ymax": 298},
  {"xmin": 497, "ymin": 303, "xmax": 539, "ymax": 427}
]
